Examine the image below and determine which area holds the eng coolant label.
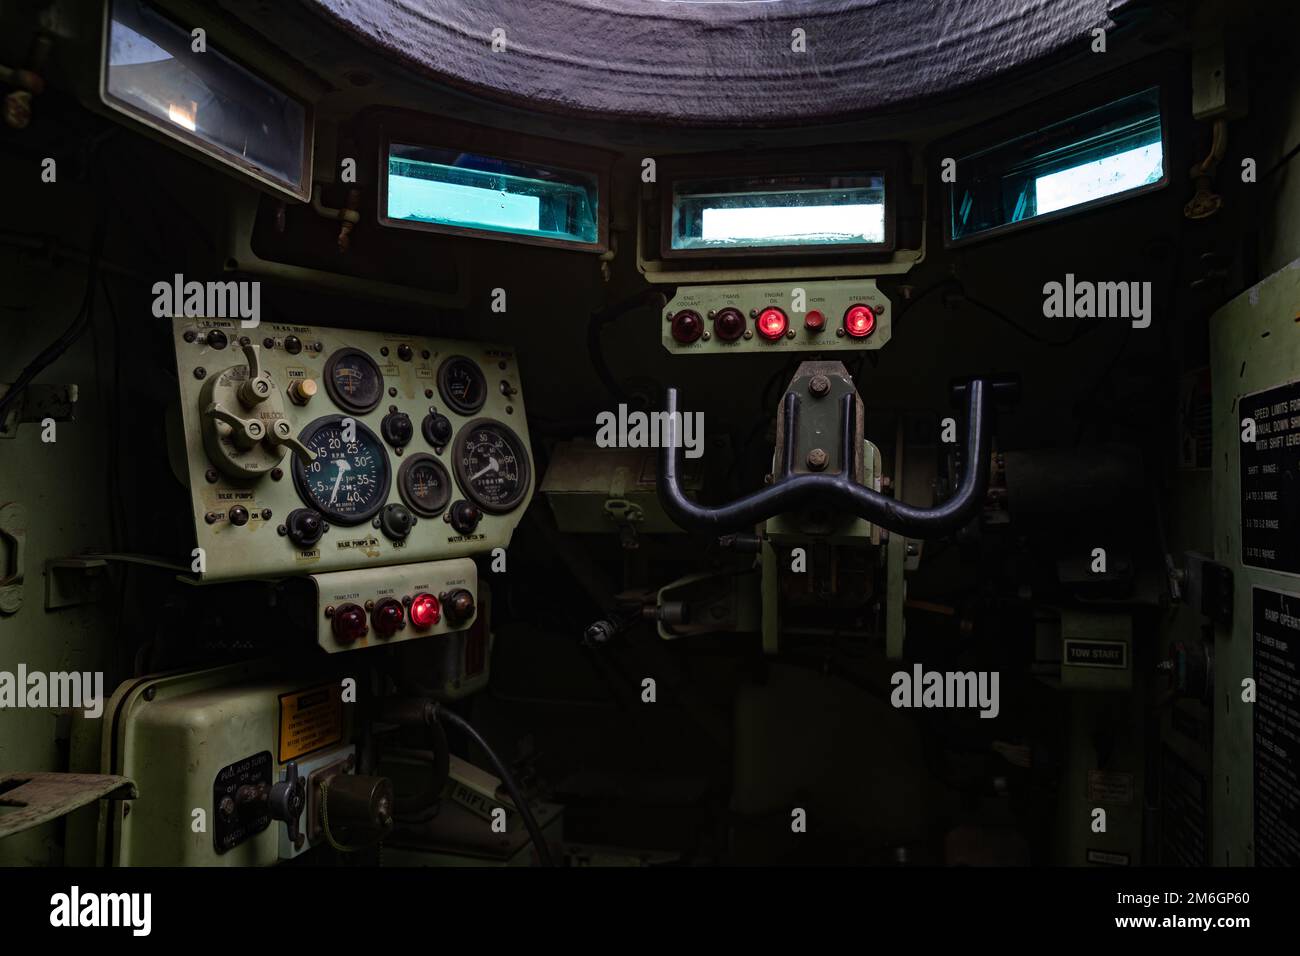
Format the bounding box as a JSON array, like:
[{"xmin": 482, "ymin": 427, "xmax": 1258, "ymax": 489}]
[
  {"xmin": 1240, "ymin": 381, "xmax": 1300, "ymax": 574},
  {"xmin": 278, "ymin": 684, "xmax": 344, "ymax": 762}
]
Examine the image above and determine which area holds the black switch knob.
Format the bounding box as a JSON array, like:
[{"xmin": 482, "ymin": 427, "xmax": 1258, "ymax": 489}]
[
  {"xmin": 380, "ymin": 503, "xmax": 414, "ymax": 541},
  {"xmin": 284, "ymin": 335, "xmax": 302, "ymax": 355},
  {"xmin": 449, "ymin": 500, "xmax": 482, "ymax": 535},
  {"xmin": 443, "ymin": 588, "xmax": 476, "ymax": 627},
  {"xmin": 228, "ymin": 505, "xmax": 250, "ymax": 527},
  {"xmin": 422, "ymin": 412, "xmax": 453, "ymax": 447},
  {"xmin": 286, "ymin": 508, "xmax": 324, "ymax": 547},
  {"xmin": 382, "ymin": 411, "xmax": 414, "ymax": 448}
]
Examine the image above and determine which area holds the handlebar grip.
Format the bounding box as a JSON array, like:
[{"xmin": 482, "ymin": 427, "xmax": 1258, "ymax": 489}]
[{"xmin": 657, "ymin": 378, "xmax": 993, "ymax": 538}]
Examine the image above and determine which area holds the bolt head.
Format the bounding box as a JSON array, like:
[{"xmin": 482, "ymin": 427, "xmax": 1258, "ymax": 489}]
[{"xmin": 807, "ymin": 448, "xmax": 829, "ymax": 471}]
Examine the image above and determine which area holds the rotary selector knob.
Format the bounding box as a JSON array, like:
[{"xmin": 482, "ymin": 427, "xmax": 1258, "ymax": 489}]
[
  {"xmin": 422, "ymin": 412, "xmax": 453, "ymax": 447},
  {"xmin": 382, "ymin": 411, "xmax": 414, "ymax": 448},
  {"xmin": 379, "ymin": 503, "xmax": 414, "ymax": 541},
  {"xmin": 199, "ymin": 343, "xmax": 314, "ymax": 479},
  {"xmin": 448, "ymin": 500, "xmax": 482, "ymax": 535},
  {"xmin": 443, "ymin": 588, "xmax": 476, "ymax": 627},
  {"xmin": 286, "ymin": 508, "xmax": 324, "ymax": 548}
]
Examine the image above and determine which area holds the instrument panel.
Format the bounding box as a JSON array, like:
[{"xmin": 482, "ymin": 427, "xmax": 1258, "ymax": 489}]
[
  {"xmin": 661, "ymin": 279, "xmax": 892, "ymax": 355},
  {"xmin": 171, "ymin": 318, "xmax": 534, "ymax": 582}
]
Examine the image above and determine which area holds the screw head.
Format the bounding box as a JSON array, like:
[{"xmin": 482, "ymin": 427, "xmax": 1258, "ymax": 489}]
[
  {"xmin": 807, "ymin": 448, "xmax": 829, "ymax": 471},
  {"xmin": 193, "ymin": 367, "xmax": 206, "ymax": 380},
  {"xmin": 205, "ymin": 468, "xmax": 219, "ymax": 483},
  {"xmin": 808, "ymin": 375, "xmax": 831, "ymax": 398}
]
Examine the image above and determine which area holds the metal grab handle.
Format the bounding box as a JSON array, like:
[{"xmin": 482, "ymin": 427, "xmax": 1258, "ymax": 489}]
[{"xmin": 657, "ymin": 378, "xmax": 993, "ymax": 538}]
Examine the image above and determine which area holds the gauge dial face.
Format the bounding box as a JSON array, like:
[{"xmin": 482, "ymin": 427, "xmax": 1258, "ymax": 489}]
[
  {"xmin": 324, "ymin": 347, "xmax": 384, "ymax": 414},
  {"xmin": 452, "ymin": 419, "xmax": 530, "ymax": 514},
  {"xmin": 293, "ymin": 416, "xmax": 391, "ymax": 525},
  {"xmin": 437, "ymin": 356, "xmax": 487, "ymax": 415},
  {"xmin": 398, "ymin": 454, "xmax": 452, "ymax": 518}
]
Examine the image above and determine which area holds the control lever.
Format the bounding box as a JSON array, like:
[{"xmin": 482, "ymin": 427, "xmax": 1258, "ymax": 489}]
[
  {"xmin": 270, "ymin": 760, "xmax": 306, "ymax": 850},
  {"xmin": 658, "ymin": 377, "xmax": 1007, "ymax": 538}
]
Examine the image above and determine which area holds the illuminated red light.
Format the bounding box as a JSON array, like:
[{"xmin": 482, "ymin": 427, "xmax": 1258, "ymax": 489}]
[
  {"xmin": 756, "ymin": 307, "xmax": 788, "ymax": 341},
  {"xmin": 804, "ymin": 310, "xmax": 826, "ymax": 332},
  {"xmin": 670, "ymin": 310, "xmax": 703, "ymax": 344},
  {"xmin": 332, "ymin": 603, "xmax": 368, "ymax": 644},
  {"xmin": 410, "ymin": 592, "xmax": 441, "ymax": 629},
  {"xmin": 372, "ymin": 598, "xmax": 405, "ymax": 638},
  {"xmin": 843, "ymin": 304, "xmax": 876, "ymax": 338}
]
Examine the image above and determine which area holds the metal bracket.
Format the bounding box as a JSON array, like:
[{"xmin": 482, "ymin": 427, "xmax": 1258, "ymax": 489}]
[
  {"xmin": 0, "ymin": 772, "xmax": 137, "ymax": 841},
  {"xmin": 0, "ymin": 502, "xmax": 26, "ymax": 615},
  {"xmin": 45, "ymin": 556, "xmax": 109, "ymax": 611}
]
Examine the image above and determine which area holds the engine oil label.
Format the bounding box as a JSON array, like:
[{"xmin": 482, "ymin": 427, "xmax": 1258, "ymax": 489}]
[
  {"xmin": 1253, "ymin": 587, "xmax": 1300, "ymax": 865},
  {"xmin": 278, "ymin": 684, "xmax": 344, "ymax": 763},
  {"xmin": 1240, "ymin": 381, "xmax": 1300, "ymax": 573}
]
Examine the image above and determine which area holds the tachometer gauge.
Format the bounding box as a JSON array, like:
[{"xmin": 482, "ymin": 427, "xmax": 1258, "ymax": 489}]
[
  {"xmin": 324, "ymin": 347, "xmax": 384, "ymax": 414},
  {"xmin": 437, "ymin": 356, "xmax": 487, "ymax": 415},
  {"xmin": 293, "ymin": 416, "xmax": 391, "ymax": 525},
  {"xmin": 452, "ymin": 419, "xmax": 530, "ymax": 514},
  {"xmin": 398, "ymin": 454, "xmax": 452, "ymax": 517}
]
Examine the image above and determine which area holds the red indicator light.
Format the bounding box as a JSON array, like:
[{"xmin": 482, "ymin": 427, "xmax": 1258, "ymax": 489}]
[
  {"xmin": 372, "ymin": 598, "xmax": 405, "ymax": 638},
  {"xmin": 756, "ymin": 307, "xmax": 788, "ymax": 341},
  {"xmin": 410, "ymin": 592, "xmax": 441, "ymax": 629},
  {"xmin": 804, "ymin": 310, "xmax": 826, "ymax": 332},
  {"xmin": 670, "ymin": 310, "xmax": 704, "ymax": 344},
  {"xmin": 332, "ymin": 603, "xmax": 368, "ymax": 644},
  {"xmin": 843, "ymin": 304, "xmax": 876, "ymax": 338},
  {"xmin": 713, "ymin": 307, "xmax": 746, "ymax": 341}
]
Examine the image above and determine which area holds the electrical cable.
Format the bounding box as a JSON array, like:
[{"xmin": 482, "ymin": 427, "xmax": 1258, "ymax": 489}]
[
  {"xmin": 431, "ymin": 705, "xmax": 556, "ymax": 867},
  {"xmin": 586, "ymin": 288, "xmax": 668, "ymax": 404},
  {"xmin": 0, "ymin": 220, "xmax": 105, "ymax": 427}
]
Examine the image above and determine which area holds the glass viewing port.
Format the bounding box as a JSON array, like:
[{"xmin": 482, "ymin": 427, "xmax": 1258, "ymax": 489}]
[
  {"xmin": 948, "ymin": 86, "xmax": 1164, "ymax": 243},
  {"xmin": 103, "ymin": 0, "xmax": 308, "ymax": 195},
  {"xmin": 670, "ymin": 173, "xmax": 887, "ymax": 252},
  {"xmin": 386, "ymin": 144, "xmax": 600, "ymax": 246}
]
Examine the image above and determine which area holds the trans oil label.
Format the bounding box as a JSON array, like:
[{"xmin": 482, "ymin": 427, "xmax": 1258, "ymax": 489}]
[
  {"xmin": 1253, "ymin": 587, "xmax": 1300, "ymax": 865},
  {"xmin": 278, "ymin": 684, "xmax": 343, "ymax": 763},
  {"xmin": 1240, "ymin": 381, "xmax": 1300, "ymax": 574}
]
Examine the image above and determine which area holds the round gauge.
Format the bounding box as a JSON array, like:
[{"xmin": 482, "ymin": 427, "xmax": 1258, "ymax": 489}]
[
  {"xmin": 452, "ymin": 419, "xmax": 531, "ymax": 515},
  {"xmin": 397, "ymin": 454, "xmax": 453, "ymax": 518},
  {"xmin": 437, "ymin": 356, "xmax": 487, "ymax": 415},
  {"xmin": 324, "ymin": 347, "xmax": 384, "ymax": 414},
  {"xmin": 293, "ymin": 416, "xmax": 391, "ymax": 525}
]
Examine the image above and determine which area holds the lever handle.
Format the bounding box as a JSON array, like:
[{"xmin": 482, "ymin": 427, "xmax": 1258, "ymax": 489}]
[
  {"xmin": 657, "ymin": 378, "xmax": 995, "ymax": 539},
  {"xmin": 266, "ymin": 419, "xmax": 315, "ymax": 464},
  {"xmin": 204, "ymin": 402, "xmax": 265, "ymax": 450},
  {"xmin": 237, "ymin": 343, "xmax": 274, "ymax": 408}
]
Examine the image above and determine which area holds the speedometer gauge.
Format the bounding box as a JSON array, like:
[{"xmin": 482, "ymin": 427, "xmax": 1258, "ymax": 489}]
[
  {"xmin": 293, "ymin": 416, "xmax": 391, "ymax": 525},
  {"xmin": 324, "ymin": 347, "xmax": 384, "ymax": 414},
  {"xmin": 452, "ymin": 419, "xmax": 530, "ymax": 514}
]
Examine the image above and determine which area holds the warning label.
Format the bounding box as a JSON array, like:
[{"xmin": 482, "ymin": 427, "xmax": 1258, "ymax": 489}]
[
  {"xmin": 278, "ymin": 684, "xmax": 344, "ymax": 763},
  {"xmin": 1240, "ymin": 381, "xmax": 1300, "ymax": 573},
  {"xmin": 1253, "ymin": 587, "xmax": 1300, "ymax": 865}
]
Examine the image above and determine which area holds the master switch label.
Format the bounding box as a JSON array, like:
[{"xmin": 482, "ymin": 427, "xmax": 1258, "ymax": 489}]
[
  {"xmin": 1240, "ymin": 381, "xmax": 1300, "ymax": 573},
  {"xmin": 1253, "ymin": 587, "xmax": 1300, "ymax": 865}
]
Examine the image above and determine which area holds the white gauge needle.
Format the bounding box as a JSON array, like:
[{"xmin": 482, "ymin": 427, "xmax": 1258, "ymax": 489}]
[
  {"xmin": 469, "ymin": 458, "xmax": 499, "ymax": 481},
  {"xmin": 329, "ymin": 459, "xmax": 351, "ymax": 504}
]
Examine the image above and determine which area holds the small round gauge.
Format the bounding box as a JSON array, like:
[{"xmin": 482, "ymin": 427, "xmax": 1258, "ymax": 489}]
[
  {"xmin": 398, "ymin": 454, "xmax": 453, "ymax": 518},
  {"xmin": 324, "ymin": 347, "xmax": 384, "ymax": 414},
  {"xmin": 293, "ymin": 416, "xmax": 391, "ymax": 525},
  {"xmin": 452, "ymin": 419, "xmax": 531, "ymax": 514},
  {"xmin": 437, "ymin": 356, "xmax": 487, "ymax": 415}
]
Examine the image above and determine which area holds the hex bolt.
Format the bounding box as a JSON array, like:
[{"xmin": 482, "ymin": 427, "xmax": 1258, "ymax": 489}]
[
  {"xmin": 808, "ymin": 375, "xmax": 831, "ymax": 398},
  {"xmin": 807, "ymin": 448, "xmax": 829, "ymax": 471}
]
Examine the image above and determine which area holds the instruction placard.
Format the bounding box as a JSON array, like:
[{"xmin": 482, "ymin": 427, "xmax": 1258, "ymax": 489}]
[
  {"xmin": 1253, "ymin": 587, "xmax": 1300, "ymax": 865},
  {"xmin": 278, "ymin": 684, "xmax": 344, "ymax": 763},
  {"xmin": 1241, "ymin": 381, "xmax": 1300, "ymax": 573}
]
